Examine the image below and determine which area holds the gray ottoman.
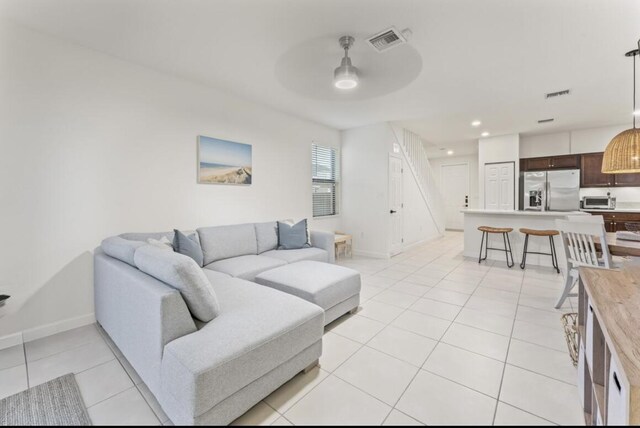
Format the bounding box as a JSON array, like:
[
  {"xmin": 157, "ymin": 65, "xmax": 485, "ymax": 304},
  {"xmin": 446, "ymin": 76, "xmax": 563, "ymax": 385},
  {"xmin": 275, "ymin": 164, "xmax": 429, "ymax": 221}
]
[{"xmin": 255, "ymin": 260, "xmax": 361, "ymax": 325}]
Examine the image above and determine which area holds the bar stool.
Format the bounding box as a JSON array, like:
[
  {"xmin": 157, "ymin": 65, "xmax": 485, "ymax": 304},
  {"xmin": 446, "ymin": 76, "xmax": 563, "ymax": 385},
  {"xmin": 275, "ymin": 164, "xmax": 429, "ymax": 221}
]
[
  {"xmin": 478, "ymin": 226, "xmax": 514, "ymax": 268},
  {"xmin": 519, "ymin": 228, "xmax": 560, "ymax": 273}
]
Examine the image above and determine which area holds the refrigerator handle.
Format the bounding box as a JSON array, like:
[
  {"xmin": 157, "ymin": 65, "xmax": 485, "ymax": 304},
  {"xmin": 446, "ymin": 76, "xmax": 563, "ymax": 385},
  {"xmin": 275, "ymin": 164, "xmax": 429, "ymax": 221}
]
[{"xmin": 545, "ymin": 180, "xmax": 550, "ymax": 211}]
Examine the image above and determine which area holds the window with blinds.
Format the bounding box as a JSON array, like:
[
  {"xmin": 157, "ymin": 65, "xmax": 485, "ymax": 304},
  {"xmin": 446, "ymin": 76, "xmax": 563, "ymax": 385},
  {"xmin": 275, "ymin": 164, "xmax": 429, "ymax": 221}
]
[{"xmin": 312, "ymin": 144, "xmax": 339, "ymax": 217}]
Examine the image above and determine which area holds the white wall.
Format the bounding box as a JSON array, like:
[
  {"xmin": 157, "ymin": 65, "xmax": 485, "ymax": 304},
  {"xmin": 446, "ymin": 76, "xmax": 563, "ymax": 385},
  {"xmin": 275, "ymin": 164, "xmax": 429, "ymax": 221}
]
[
  {"xmin": 570, "ymin": 125, "xmax": 628, "ymax": 154},
  {"xmin": 520, "ymin": 124, "xmax": 628, "ymax": 157},
  {"xmin": 0, "ymin": 21, "xmax": 341, "ymax": 339},
  {"xmin": 341, "ymin": 123, "xmax": 440, "ymax": 258},
  {"xmin": 429, "ymin": 154, "xmax": 480, "ymax": 209},
  {"xmin": 478, "ymin": 134, "xmax": 520, "ymax": 209},
  {"xmin": 520, "ymin": 133, "xmax": 570, "ymax": 158},
  {"xmin": 341, "ymin": 124, "xmax": 391, "ymax": 258}
]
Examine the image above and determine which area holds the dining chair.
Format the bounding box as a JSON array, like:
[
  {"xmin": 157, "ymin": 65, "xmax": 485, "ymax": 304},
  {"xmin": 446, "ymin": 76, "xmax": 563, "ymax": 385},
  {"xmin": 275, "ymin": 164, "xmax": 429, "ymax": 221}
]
[{"xmin": 554, "ymin": 216, "xmax": 613, "ymax": 309}]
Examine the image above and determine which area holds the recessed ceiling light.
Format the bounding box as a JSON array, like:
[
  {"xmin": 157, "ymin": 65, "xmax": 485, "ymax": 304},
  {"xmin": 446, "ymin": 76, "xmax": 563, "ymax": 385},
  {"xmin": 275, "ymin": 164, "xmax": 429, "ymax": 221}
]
[
  {"xmin": 447, "ymin": 150, "xmax": 454, "ymax": 155},
  {"xmin": 481, "ymin": 131, "xmax": 490, "ymax": 137},
  {"xmin": 471, "ymin": 120, "xmax": 482, "ymax": 127}
]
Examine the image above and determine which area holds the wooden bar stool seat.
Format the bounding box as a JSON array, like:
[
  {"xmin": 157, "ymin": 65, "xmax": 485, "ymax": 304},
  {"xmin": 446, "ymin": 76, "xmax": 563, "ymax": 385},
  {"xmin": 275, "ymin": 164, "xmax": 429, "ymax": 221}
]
[
  {"xmin": 477, "ymin": 226, "xmax": 514, "ymax": 268},
  {"xmin": 519, "ymin": 228, "xmax": 560, "ymax": 273},
  {"xmin": 478, "ymin": 226, "xmax": 513, "ymax": 234},
  {"xmin": 519, "ymin": 228, "xmax": 559, "ymax": 237}
]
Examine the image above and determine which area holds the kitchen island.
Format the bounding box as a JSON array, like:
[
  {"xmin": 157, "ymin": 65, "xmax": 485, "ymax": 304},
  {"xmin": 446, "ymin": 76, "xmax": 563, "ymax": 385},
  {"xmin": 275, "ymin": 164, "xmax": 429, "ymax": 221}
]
[{"xmin": 462, "ymin": 209, "xmax": 589, "ymax": 271}]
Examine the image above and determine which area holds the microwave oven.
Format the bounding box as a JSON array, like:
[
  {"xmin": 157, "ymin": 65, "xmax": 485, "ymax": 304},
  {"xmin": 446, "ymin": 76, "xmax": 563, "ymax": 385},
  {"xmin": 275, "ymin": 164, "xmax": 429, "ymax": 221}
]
[{"xmin": 582, "ymin": 196, "xmax": 616, "ymax": 210}]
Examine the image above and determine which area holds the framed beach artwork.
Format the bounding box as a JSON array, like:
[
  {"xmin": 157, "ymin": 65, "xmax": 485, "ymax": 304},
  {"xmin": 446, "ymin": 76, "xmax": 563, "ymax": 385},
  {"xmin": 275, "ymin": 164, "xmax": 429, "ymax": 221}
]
[{"xmin": 197, "ymin": 135, "xmax": 252, "ymax": 185}]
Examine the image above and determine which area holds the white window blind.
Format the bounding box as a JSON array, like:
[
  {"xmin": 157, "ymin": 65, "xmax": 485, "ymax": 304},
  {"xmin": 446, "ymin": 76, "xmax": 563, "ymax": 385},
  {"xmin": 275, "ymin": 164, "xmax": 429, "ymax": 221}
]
[{"xmin": 312, "ymin": 144, "xmax": 338, "ymax": 217}]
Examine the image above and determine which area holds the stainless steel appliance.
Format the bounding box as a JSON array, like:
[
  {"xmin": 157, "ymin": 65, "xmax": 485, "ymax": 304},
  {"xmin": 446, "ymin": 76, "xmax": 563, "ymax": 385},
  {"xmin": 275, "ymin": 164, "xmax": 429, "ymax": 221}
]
[
  {"xmin": 582, "ymin": 196, "xmax": 616, "ymax": 210},
  {"xmin": 520, "ymin": 169, "xmax": 580, "ymax": 211}
]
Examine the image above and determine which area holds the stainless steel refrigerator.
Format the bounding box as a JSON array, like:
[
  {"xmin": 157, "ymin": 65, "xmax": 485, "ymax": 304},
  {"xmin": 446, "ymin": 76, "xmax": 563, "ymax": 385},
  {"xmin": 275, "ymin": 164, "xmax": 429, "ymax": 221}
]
[{"xmin": 520, "ymin": 169, "xmax": 580, "ymax": 211}]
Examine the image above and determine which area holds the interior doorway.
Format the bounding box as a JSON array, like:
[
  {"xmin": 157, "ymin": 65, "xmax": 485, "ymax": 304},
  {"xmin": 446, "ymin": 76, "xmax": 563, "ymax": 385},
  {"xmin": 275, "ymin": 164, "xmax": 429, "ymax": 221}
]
[
  {"xmin": 389, "ymin": 155, "xmax": 404, "ymax": 256},
  {"xmin": 440, "ymin": 163, "xmax": 469, "ymax": 230}
]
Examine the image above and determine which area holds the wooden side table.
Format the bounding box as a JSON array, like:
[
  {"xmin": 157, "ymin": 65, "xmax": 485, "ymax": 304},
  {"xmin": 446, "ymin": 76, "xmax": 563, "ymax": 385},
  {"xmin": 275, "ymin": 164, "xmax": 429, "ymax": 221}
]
[{"xmin": 334, "ymin": 232, "xmax": 352, "ymax": 259}]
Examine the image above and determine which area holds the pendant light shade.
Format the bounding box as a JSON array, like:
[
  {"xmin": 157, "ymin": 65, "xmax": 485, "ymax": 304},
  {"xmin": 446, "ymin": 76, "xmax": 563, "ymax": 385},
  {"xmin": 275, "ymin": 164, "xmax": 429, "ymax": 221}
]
[
  {"xmin": 602, "ymin": 128, "xmax": 640, "ymax": 173},
  {"xmin": 602, "ymin": 39, "xmax": 640, "ymax": 173}
]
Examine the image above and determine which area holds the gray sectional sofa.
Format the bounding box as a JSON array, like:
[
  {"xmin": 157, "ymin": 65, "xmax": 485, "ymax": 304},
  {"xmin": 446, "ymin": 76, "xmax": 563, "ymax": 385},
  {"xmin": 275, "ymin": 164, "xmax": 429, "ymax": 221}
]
[{"xmin": 94, "ymin": 221, "xmax": 354, "ymax": 425}]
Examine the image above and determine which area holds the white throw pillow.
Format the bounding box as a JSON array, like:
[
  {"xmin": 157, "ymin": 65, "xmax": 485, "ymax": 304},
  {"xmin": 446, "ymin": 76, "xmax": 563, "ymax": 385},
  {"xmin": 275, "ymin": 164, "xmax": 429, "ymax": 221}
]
[{"xmin": 147, "ymin": 236, "xmax": 173, "ymax": 250}]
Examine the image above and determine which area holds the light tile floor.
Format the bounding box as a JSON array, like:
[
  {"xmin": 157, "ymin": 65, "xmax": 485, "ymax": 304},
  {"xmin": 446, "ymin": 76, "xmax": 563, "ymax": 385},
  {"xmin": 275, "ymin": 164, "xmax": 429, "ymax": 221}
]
[{"xmin": 0, "ymin": 231, "xmax": 584, "ymax": 425}]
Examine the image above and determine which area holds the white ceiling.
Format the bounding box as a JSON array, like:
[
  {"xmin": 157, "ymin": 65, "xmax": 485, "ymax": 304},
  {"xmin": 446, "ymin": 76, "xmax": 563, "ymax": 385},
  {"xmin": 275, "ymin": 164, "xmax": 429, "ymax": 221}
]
[{"xmin": 2, "ymin": 0, "xmax": 639, "ymax": 155}]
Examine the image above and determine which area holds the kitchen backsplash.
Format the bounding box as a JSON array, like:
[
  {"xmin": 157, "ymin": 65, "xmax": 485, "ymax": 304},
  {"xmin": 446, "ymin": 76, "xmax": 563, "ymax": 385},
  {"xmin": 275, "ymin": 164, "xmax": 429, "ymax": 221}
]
[{"xmin": 579, "ymin": 187, "xmax": 640, "ymax": 208}]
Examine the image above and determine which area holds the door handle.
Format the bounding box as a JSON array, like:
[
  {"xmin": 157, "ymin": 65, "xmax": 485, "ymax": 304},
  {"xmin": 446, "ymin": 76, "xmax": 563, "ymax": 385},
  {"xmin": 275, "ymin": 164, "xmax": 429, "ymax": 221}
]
[{"xmin": 390, "ymin": 210, "xmax": 397, "ymax": 214}]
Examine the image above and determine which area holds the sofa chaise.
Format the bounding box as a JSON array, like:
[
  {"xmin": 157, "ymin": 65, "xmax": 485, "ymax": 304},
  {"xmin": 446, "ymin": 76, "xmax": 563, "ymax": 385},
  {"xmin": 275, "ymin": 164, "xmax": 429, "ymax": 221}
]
[{"xmin": 95, "ymin": 221, "xmax": 359, "ymax": 425}]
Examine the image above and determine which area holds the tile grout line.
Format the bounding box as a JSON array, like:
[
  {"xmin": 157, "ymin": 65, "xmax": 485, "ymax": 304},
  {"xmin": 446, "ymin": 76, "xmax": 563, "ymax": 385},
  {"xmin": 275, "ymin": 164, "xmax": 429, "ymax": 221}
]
[
  {"xmin": 24, "ymin": 324, "xmax": 103, "ymax": 364},
  {"xmin": 490, "ymin": 265, "xmax": 525, "ymax": 425},
  {"xmin": 385, "ymin": 258, "xmax": 498, "ymax": 425},
  {"xmin": 297, "ymin": 248, "xmax": 571, "ymax": 425},
  {"xmin": 379, "ymin": 259, "xmax": 495, "ymax": 425},
  {"xmin": 326, "ymin": 253, "xmax": 468, "ymax": 424}
]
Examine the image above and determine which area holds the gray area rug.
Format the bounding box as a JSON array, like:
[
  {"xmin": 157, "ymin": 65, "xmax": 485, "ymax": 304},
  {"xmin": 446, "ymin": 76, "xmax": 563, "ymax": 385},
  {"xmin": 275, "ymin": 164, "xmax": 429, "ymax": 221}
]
[{"xmin": 0, "ymin": 373, "xmax": 92, "ymax": 426}]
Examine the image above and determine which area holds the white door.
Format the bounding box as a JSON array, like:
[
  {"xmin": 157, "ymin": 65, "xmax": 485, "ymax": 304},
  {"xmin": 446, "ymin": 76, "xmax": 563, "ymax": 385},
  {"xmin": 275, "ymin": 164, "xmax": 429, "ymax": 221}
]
[
  {"xmin": 389, "ymin": 155, "xmax": 403, "ymax": 256},
  {"xmin": 441, "ymin": 163, "xmax": 469, "ymax": 230},
  {"xmin": 484, "ymin": 162, "xmax": 514, "ymax": 210}
]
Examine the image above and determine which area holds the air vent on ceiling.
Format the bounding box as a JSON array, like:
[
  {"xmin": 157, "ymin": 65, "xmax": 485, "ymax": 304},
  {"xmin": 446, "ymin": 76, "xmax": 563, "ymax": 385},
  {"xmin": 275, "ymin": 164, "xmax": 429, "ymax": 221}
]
[
  {"xmin": 538, "ymin": 118, "xmax": 555, "ymax": 123},
  {"xmin": 367, "ymin": 27, "xmax": 408, "ymax": 52},
  {"xmin": 545, "ymin": 89, "xmax": 570, "ymax": 99}
]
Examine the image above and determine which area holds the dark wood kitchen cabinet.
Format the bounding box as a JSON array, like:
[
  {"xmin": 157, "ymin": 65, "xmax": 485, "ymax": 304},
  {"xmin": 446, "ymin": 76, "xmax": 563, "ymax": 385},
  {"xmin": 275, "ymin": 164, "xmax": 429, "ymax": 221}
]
[
  {"xmin": 580, "ymin": 152, "xmax": 612, "ymax": 187},
  {"xmin": 612, "ymin": 172, "xmax": 640, "ymax": 187},
  {"xmin": 521, "ymin": 154, "xmax": 579, "ymax": 171},
  {"xmin": 584, "ymin": 211, "xmax": 640, "ymax": 232},
  {"xmin": 580, "ymin": 152, "xmax": 640, "ymax": 187}
]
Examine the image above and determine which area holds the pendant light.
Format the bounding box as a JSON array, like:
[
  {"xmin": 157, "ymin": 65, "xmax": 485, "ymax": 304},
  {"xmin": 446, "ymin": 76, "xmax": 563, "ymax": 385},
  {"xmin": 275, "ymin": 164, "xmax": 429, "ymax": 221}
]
[
  {"xmin": 334, "ymin": 36, "xmax": 359, "ymax": 90},
  {"xmin": 602, "ymin": 39, "xmax": 640, "ymax": 173}
]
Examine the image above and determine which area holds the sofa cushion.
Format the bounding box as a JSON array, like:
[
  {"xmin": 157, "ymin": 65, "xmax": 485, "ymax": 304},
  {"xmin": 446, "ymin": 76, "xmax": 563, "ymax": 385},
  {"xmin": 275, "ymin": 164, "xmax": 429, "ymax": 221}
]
[
  {"xmin": 262, "ymin": 248, "xmax": 329, "ymax": 264},
  {"xmin": 120, "ymin": 230, "xmax": 198, "ymax": 243},
  {"xmin": 134, "ymin": 245, "xmax": 220, "ymax": 322},
  {"xmin": 173, "ymin": 229, "xmax": 204, "ymax": 267},
  {"xmin": 277, "ymin": 219, "xmax": 311, "ymax": 250},
  {"xmin": 197, "ymin": 224, "xmax": 258, "ymax": 265},
  {"xmin": 254, "ymin": 261, "xmax": 361, "ymax": 311},
  {"xmin": 101, "ymin": 236, "xmax": 146, "ymax": 266},
  {"xmin": 160, "ymin": 276, "xmax": 324, "ymax": 419},
  {"xmin": 254, "ymin": 221, "xmax": 278, "ymax": 254},
  {"xmin": 205, "ymin": 255, "xmax": 286, "ymax": 281}
]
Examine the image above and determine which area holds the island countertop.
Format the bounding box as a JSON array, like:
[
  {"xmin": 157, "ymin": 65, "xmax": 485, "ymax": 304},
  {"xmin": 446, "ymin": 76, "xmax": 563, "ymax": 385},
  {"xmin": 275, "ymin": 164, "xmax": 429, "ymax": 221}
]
[{"xmin": 461, "ymin": 209, "xmax": 587, "ymax": 217}]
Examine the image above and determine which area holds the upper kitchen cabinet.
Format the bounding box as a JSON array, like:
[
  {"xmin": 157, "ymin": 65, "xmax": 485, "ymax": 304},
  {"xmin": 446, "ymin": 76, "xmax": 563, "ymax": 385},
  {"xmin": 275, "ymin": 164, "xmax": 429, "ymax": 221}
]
[
  {"xmin": 550, "ymin": 155, "xmax": 579, "ymax": 169},
  {"xmin": 580, "ymin": 152, "xmax": 612, "ymax": 187},
  {"xmin": 612, "ymin": 172, "xmax": 640, "ymax": 187},
  {"xmin": 520, "ymin": 154, "xmax": 579, "ymax": 171},
  {"xmin": 580, "ymin": 152, "xmax": 640, "ymax": 187},
  {"xmin": 522, "ymin": 157, "xmax": 553, "ymax": 171}
]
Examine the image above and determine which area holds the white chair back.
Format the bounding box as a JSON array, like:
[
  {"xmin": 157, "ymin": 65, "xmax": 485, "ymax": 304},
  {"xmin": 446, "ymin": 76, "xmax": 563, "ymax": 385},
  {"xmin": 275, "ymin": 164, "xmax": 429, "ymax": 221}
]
[{"xmin": 555, "ymin": 218, "xmax": 612, "ymax": 269}]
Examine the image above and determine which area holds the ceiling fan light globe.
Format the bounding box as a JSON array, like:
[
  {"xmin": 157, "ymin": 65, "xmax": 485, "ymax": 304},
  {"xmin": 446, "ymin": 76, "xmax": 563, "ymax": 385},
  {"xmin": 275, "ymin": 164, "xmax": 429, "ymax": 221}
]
[{"xmin": 334, "ymin": 64, "xmax": 359, "ymax": 90}]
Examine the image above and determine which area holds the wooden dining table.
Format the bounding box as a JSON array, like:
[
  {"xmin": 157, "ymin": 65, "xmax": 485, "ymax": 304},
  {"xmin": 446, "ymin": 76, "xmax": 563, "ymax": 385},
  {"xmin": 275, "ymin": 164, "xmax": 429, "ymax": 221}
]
[{"xmin": 595, "ymin": 232, "xmax": 640, "ymax": 257}]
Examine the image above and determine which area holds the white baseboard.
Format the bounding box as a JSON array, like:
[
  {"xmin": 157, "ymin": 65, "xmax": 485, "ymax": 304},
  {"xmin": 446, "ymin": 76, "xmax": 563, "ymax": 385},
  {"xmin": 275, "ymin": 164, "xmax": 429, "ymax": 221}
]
[
  {"xmin": 23, "ymin": 313, "xmax": 96, "ymax": 343},
  {"xmin": 352, "ymin": 249, "xmax": 390, "ymax": 259},
  {"xmin": 0, "ymin": 332, "xmax": 23, "ymax": 350},
  {"xmin": 402, "ymin": 233, "xmax": 443, "ymax": 252},
  {"xmin": 0, "ymin": 313, "xmax": 96, "ymax": 350}
]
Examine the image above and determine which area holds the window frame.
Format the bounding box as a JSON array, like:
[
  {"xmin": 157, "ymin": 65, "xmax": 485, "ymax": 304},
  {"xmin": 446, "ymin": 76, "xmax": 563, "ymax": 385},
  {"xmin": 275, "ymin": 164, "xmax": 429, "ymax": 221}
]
[{"xmin": 311, "ymin": 144, "xmax": 340, "ymax": 218}]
